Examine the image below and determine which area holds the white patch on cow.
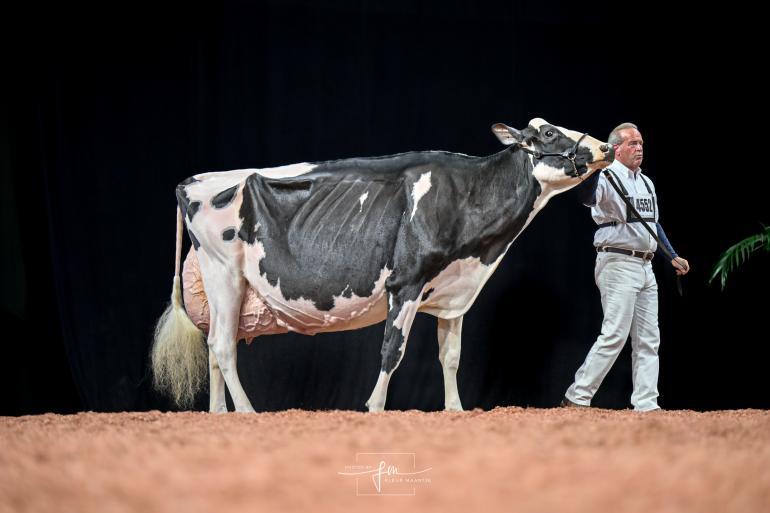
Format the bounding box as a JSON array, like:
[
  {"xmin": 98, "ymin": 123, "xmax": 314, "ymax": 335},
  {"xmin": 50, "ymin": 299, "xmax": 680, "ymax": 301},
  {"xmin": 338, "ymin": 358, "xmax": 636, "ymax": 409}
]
[
  {"xmin": 186, "ymin": 163, "xmax": 317, "ymax": 202},
  {"xmin": 358, "ymin": 191, "xmax": 369, "ymax": 213},
  {"xmin": 332, "ymin": 268, "xmax": 391, "ymax": 319},
  {"xmin": 389, "ymin": 294, "xmax": 394, "ymax": 311},
  {"xmin": 419, "ymin": 257, "xmax": 496, "ymax": 319},
  {"xmin": 526, "ymin": 162, "xmax": 580, "ymax": 228},
  {"xmin": 410, "ymin": 171, "xmax": 432, "ymax": 221},
  {"xmin": 429, "ymin": 150, "xmax": 472, "ymax": 158},
  {"xmin": 554, "ymin": 124, "xmax": 609, "ymax": 164},
  {"xmin": 532, "ymin": 161, "xmax": 570, "ymax": 185},
  {"xmin": 249, "ymin": 162, "xmax": 317, "ymax": 180},
  {"xmin": 186, "ymin": 182, "xmax": 248, "ymax": 264},
  {"xmin": 366, "ymin": 371, "xmax": 391, "ymax": 412},
  {"xmin": 393, "ymin": 298, "xmax": 419, "ymax": 336},
  {"xmin": 185, "ymin": 169, "xmax": 253, "ymax": 203},
  {"xmin": 555, "ymin": 124, "xmax": 584, "ymax": 143},
  {"xmin": 532, "ymin": 161, "xmax": 586, "ymax": 190}
]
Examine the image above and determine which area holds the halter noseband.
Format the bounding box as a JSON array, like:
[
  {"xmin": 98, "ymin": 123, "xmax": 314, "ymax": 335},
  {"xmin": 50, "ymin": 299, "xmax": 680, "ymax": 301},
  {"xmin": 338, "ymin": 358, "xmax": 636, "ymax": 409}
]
[{"xmin": 516, "ymin": 132, "xmax": 590, "ymax": 177}]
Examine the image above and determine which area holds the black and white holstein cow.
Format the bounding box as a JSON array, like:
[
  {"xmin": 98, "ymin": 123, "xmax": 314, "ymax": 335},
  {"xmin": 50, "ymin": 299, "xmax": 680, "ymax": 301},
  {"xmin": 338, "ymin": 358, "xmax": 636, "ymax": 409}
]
[{"xmin": 151, "ymin": 118, "xmax": 614, "ymax": 412}]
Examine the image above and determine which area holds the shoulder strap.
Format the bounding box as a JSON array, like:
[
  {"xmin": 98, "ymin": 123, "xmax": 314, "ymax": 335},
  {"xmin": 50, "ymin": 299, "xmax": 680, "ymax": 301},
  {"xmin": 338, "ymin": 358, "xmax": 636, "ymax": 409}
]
[
  {"xmin": 602, "ymin": 169, "xmax": 683, "ymax": 295},
  {"xmin": 641, "ymin": 173, "xmax": 657, "ymax": 220},
  {"xmin": 639, "ymin": 174, "xmax": 653, "ymax": 194},
  {"xmin": 605, "ymin": 169, "xmax": 629, "ymax": 196}
]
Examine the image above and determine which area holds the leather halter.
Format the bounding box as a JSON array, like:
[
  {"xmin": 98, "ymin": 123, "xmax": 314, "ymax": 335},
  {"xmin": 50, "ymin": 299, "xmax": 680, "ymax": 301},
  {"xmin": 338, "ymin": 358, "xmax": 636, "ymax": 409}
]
[{"xmin": 516, "ymin": 133, "xmax": 590, "ymax": 177}]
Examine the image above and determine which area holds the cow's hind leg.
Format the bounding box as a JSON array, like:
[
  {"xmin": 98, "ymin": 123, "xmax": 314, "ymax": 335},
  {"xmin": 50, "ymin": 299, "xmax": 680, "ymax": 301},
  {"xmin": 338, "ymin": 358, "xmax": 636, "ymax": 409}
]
[
  {"xmin": 200, "ymin": 259, "xmax": 255, "ymax": 413},
  {"xmin": 209, "ymin": 348, "xmax": 227, "ymax": 412},
  {"xmin": 437, "ymin": 316, "xmax": 464, "ymax": 411},
  {"xmin": 366, "ymin": 288, "xmax": 422, "ymax": 412}
]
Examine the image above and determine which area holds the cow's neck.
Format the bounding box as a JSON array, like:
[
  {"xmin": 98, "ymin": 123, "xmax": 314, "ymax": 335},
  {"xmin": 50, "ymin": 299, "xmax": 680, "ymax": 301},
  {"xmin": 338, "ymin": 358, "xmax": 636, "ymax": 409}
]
[{"xmin": 454, "ymin": 147, "xmax": 542, "ymax": 265}]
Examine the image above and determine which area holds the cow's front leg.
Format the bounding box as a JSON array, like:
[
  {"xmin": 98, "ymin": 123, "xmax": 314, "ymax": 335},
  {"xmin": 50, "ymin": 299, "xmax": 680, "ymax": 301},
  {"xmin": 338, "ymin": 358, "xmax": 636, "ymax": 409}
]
[
  {"xmin": 366, "ymin": 289, "xmax": 422, "ymax": 412},
  {"xmin": 209, "ymin": 348, "xmax": 228, "ymax": 413},
  {"xmin": 437, "ymin": 316, "xmax": 464, "ymax": 411}
]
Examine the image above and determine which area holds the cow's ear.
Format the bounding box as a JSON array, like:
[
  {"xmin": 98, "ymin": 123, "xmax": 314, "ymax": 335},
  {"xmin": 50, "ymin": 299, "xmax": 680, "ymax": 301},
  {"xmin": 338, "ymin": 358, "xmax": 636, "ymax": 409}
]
[{"xmin": 491, "ymin": 123, "xmax": 523, "ymax": 146}]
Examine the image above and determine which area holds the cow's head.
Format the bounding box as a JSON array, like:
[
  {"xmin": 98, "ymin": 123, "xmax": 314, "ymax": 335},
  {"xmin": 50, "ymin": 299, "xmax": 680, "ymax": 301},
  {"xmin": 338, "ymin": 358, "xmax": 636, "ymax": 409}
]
[{"xmin": 492, "ymin": 117, "xmax": 614, "ymax": 188}]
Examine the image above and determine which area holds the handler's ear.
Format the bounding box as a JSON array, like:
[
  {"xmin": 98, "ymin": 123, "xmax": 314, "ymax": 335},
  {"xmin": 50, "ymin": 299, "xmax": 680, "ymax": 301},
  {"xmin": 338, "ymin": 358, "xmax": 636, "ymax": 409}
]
[{"xmin": 491, "ymin": 123, "xmax": 523, "ymax": 145}]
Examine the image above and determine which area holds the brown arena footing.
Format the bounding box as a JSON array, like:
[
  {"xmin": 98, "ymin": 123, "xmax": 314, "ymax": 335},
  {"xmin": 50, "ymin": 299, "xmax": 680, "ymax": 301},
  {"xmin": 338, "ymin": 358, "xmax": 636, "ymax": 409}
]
[{"xmin": 2, "ymin": 408, "xmax": 769, "ymax": 513}]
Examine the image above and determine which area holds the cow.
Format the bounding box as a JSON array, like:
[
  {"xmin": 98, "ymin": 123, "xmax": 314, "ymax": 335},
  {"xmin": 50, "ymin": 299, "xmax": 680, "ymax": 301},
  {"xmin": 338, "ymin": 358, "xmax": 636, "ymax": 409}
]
[{"xmin": 151, "ymin": 118, "xmax": 614, "ymax": 413}]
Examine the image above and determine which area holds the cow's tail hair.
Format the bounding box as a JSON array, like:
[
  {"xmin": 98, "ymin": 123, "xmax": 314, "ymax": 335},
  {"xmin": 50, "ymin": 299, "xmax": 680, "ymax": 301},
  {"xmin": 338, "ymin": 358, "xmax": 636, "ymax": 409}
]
[{"xmin": 150, "ymin": 206, "xmax": 207, "ymax": 409}]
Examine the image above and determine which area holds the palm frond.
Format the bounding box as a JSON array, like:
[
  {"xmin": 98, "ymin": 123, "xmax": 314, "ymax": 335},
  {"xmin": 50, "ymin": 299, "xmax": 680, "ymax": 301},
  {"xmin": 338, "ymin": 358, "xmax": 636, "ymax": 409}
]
[{"xmin": 710, "ymin": 224, "xmax": 770, "ymax": 289}]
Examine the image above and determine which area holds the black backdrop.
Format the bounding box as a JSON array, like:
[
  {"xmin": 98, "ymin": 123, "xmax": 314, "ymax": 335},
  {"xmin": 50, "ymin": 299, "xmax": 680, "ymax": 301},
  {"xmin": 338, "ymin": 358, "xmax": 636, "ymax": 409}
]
[{"xmin": 2, "ymin": 1, "xmax": 767, "ymax": 415}]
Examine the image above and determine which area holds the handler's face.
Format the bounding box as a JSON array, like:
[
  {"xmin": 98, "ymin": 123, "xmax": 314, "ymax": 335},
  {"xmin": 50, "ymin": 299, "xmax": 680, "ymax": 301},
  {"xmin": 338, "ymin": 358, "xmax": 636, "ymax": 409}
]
[{"xmin": 614, "ymin": 128, "xmax": 644, "ymax": 171}]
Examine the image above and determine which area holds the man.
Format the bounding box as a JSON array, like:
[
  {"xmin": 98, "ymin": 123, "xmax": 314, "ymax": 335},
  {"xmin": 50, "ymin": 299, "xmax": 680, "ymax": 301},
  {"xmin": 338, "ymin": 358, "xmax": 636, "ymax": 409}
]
[{"xmin": 562, "ymin": 122, "xmax": 690, "ymax": 412}]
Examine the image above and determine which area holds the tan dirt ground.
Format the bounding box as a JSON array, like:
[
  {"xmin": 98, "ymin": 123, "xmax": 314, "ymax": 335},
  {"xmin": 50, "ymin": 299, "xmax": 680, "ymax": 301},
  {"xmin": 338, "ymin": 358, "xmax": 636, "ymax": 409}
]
[{"xmin": 1, "ymin": 408, "xmax": 769, "ymax": 513}]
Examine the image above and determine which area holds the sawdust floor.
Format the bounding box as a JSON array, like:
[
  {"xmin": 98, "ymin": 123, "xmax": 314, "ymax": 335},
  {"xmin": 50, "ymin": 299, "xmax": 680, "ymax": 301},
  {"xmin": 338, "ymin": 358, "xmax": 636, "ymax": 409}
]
[{"xmin": 2, "ymin": 408, "xmax": 769, "ymax": 513}]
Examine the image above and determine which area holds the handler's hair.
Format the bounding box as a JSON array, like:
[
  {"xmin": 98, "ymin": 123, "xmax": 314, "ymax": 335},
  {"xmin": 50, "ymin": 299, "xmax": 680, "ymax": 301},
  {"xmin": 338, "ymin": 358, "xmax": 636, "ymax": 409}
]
[{"xmin": 608, "ymin": 122, "xmax": 639, "ymax": 145}]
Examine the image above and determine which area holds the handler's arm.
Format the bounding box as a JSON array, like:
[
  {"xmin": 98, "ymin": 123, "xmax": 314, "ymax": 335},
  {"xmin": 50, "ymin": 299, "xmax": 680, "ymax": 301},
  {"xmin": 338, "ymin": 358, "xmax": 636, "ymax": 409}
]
[{"xmin": 657, "ymin": 222, "xmax": 690, "ymax": 275}]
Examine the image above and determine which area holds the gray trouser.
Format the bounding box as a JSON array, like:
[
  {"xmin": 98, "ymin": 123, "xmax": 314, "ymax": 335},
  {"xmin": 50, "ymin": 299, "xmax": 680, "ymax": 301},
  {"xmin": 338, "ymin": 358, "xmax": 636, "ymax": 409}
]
[{"xmin": 566, "ymin": 252, "xmax": 661, "ymax": 411}]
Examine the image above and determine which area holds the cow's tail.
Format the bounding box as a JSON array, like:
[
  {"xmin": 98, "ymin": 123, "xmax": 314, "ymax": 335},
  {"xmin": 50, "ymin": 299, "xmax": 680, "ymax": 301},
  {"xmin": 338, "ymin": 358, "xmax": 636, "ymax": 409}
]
[{"xmin": 150, "ymin": 206, "xmax": 207, "ymax": 409}]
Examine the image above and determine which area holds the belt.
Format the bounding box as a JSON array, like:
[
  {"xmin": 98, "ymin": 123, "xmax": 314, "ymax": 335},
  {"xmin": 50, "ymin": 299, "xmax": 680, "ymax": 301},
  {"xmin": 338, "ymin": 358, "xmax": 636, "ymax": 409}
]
[{"xmin": 596, "ymin": 246, "xmax": 654, "ymax": 261}]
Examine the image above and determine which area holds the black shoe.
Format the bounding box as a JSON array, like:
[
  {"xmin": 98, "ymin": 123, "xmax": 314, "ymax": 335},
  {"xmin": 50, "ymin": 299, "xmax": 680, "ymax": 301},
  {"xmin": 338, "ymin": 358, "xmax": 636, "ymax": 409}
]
[{"xmin": 560, "ymin": 396, "xmax": 589, "ymax": 408}]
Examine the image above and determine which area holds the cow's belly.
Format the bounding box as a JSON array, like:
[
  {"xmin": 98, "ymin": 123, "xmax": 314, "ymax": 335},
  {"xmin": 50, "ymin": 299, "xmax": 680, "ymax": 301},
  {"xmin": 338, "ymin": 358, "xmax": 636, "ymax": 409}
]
[
  {"xmin": 418, "ymin": 255, "xmax": 504, "ymax": 319},
  {"xmin": 182, "ymin": 248, "xmax": 389, "ymax": 340}
]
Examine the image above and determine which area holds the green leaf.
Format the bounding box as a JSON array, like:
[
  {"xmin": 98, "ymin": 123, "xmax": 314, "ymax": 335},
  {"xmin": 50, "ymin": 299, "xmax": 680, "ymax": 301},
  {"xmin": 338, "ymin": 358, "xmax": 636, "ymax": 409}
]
[{"xmin": 710, "ymin": 225, "xmax": 770, "ymax": 290}]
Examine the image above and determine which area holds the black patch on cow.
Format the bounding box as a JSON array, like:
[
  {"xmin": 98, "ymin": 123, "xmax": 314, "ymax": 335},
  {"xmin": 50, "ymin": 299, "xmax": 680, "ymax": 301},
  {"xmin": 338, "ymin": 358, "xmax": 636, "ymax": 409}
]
[
  {"xmin": 188, "ymin": 228, "xmax": 200, "ymax": 250},
  {"xmin": 188, "ymin": 201, "xmax": 201, "ymax": 221},
  {"xmin": 380, "ymin": 284, "xmax": 424, "ymax": 373},
  {"xmin": 264, "ymin": 179, "xmax": 312, "ymax": 191},
  {"xmin": 211, "ymin": 185, "xmax": 238, "ymax": 209},
  {"xmin": 382, "ymin": 329, "xmax": 405, "ymax": 373},
  {"xmin": 222, "ymin": 228, "xmax": 236, "ymax": 241},
  {"xmin": 421, "ymin": 288, "xmax": 435, "ymax": 301},
  {"xmin": 175, "ymin": 188, "xmax": 190, "ymax": 221},
  {"xmin": 175, "ymin": 177, "xmax": 201, "ymax": 222},
  {"xmin": 239, "ymin": 167, "xmax": 404, "ymax": 311},
  {"xmin": 232, "ymin": 148, "xmax": 546, "ymax": 312},
  {"xmin": 238, "ymin": 173, "xmax": 260, "ymax": 244}
]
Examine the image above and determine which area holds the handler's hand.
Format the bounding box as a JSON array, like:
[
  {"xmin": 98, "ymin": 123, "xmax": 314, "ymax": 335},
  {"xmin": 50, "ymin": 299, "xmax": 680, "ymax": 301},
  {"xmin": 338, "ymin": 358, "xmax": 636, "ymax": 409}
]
[{"xmin": 672, "ymin": 256, "xmax": 690, "ymax": 276}]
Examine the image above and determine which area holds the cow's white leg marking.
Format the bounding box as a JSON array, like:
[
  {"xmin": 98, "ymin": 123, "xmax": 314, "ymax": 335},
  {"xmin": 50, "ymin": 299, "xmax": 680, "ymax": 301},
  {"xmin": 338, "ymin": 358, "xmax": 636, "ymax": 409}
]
[
  {"xmin": 410, "ymin": 171, "xmax": 432, "ymax": 221},
  {"xmin": 208, "ymin": 289, "xmax": 254, "ymax": 412},
  {"xmin": 198, "ymin": 254, "xmax": 255, "ymax": 413},
  {"xmin": 437, "ymin": 316, "xmax": 464, "ymax": 411},
  {"xmin": 366, "ymin": 293, "xmax": 421, "ymax": 412},
  {"xmin": 208, "ymin": 348, "xmax": 227, "ymax": 413},
  {"xmin": 366, "ymin": 371, "xmax": 391, "ymax": 413}
]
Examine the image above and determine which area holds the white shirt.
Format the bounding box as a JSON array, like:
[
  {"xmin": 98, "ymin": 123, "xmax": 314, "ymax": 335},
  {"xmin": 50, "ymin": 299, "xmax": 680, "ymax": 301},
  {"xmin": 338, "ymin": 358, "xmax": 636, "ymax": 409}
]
[{"xmin": 591, "ymin": 160, "xmax": 659, "ymax": 253}]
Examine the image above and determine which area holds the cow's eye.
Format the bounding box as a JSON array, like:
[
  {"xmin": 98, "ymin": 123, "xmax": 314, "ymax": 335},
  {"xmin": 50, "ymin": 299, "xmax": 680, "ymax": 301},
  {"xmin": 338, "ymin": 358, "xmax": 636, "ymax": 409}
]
[{"xmin": 544, "ymin": 129, "xmax": 554, "ymax": 138}]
